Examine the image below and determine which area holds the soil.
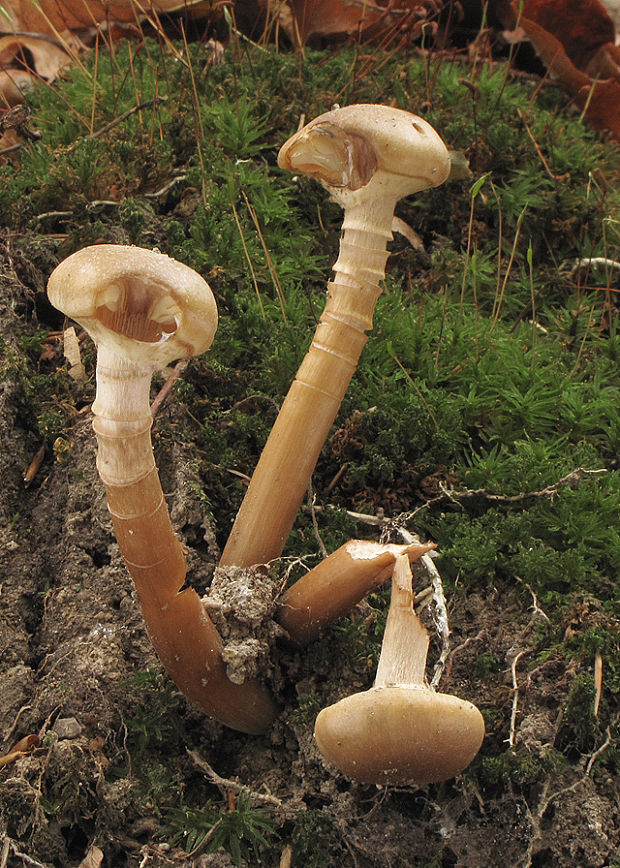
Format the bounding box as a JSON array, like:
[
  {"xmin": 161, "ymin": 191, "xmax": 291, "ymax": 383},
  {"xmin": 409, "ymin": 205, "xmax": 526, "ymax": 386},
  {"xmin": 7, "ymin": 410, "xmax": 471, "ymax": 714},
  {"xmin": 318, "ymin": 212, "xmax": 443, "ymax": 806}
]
[{"xmin": 0, "ymin": 246, "xmax": 618, "ymax": 868}]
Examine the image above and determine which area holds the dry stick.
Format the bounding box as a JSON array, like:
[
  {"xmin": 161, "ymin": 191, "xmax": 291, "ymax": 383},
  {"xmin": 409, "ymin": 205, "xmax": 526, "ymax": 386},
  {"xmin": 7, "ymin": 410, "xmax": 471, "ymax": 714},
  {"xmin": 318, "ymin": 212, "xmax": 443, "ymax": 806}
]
[
  {"xmin": 150, "ymin": 358, "xmax": 188, "ymax": 419},
  {"xmin": 89, "ymin": 96, "xmax": 166, "ymax": 139},
  {"xmin": 47, "ymin": 245, "xmax": 277, "ymax": 734},
  {"xmin": 188, "ymin": 749, "xmax": 292, "ymax": 811},
  {"xmin": 4, "ymin": 841, "xmax": 47, "ymax": 868},
  {"xmin": 593, "ymin": 652, "xmax": 603, "ymax": 717},
  {"xmin": 508, "ymin": 649, "xmax": 526, "ymax": 748},
  {"xmin": 402, "ymin": 467, "xmax": 608, "ymax": 519},
  {"xmin": 221, "ymin": 105, "xmax": 451, "ymax": 569},
  {"xmin": 397, "ymin": 526, "xmax": 450, "ymax": 688}
]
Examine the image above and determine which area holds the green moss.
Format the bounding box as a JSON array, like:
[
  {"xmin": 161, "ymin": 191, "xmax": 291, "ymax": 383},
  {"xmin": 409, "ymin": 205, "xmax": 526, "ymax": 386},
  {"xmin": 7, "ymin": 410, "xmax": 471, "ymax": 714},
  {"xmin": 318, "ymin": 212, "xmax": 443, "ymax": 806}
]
[
  {"xmin": 286, "ymin": 691, "xmax": 322, "ymax": 727},
  {"xmin": 166, "ymin": 794, "xmax": 277, "ymax": 866},
  {"xmin": 563, "ymin": 674, "xmax": 600, "ymax": 749},
  {"xmin": 479, "ymin": 746, "xmax": 567, "ymax": 789},
  {"xmin": 122, "ymin": 669, "xmax": 184, "ymax": 756},
  {"xmin": 291, "ymin": 810, "xmax": 343, "ymax": 868}
]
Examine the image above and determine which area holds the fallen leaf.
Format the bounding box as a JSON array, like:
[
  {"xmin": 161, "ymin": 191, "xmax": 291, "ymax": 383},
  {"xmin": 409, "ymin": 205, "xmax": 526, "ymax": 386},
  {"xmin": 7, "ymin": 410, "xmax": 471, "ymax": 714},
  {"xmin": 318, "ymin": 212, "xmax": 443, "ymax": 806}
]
[
  {"xmin": 23, "ymin": 444, "xmax": 46, "ymax": 487},
  {"xmin": 10, "ymin": 735, "xmax": 41, "ymax": 753},
  {"xmin": 515, "ymin": 0, "xmax": 617, "ymax": 70},
  {"xmin": 275, "ymin": 0, "xmax": 385, "ymax": 44},
  {"xmin": 511, "ymin": 0, "xmax": 620, "ymax": 138},
  {"xmin": 0, "ymin": 0, "xmax": 211, "ymax": 35},
  {"xmin": 0, "ymin": 1, "xmax": 215, "ymax": 105},
  {"xmin": 0, "ymin": 34, "xmax": 73, "ymax": 81},
  {"xmin": 600, "ymin": 0, "xmax": 620, "ymax": 38},
  {"xmin": 0, "ymin": 69, "xmax": 37, "ymax": 107},
  {"xmin": 265, "ymin": 0, "xmax": 439, "ymax": 47},
  {"xmin": 0, "ymin": 734, "xmax": 40, "ymax": 768},
  {"xmin": 78, "ymin": 845, "xmax": 104, "ymax": 868}
]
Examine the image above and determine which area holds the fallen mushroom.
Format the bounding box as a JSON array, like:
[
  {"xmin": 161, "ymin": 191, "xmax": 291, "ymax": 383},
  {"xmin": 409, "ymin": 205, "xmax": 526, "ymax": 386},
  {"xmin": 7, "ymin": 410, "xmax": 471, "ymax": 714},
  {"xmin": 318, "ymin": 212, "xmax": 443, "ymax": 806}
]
[
  {"xmin": 276, "ymin": 538, "xmax": 435, "ymax": 645},
  {"xmin": 221, "ymin": 104, "xmax": 450, "ymax": 568},
  {"xmin": 47, "ymin": 244, "xmax": 277, "ymax": 734},
  {"xmin": 314, "ymin": 554, "xmax": 484, "ymax": 785}
]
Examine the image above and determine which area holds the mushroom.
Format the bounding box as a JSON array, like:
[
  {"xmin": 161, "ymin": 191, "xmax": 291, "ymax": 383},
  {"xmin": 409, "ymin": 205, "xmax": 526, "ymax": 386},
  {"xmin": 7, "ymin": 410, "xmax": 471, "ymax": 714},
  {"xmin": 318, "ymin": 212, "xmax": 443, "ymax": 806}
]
[
  {"xmin": 47, "ymin": 244, "xmax": 278, "ymax": 734},
  {"xmin": 314, "ymin": 554, "xmax": 484, "ymax": 785},
  {"xmin": 276, "ymin": 538, "xmax": 435, "ymax": 645},
  {"xmin": 221, "ymin": 104, "xmax": 450, "ymax": 569}
]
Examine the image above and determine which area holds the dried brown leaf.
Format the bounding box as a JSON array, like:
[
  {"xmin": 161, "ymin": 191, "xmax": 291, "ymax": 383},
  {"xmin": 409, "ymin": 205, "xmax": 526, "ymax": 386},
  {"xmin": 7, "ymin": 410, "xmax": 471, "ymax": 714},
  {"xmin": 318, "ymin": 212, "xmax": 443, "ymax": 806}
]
[{"xmin": 512, "ymin": 1, "xmax": 620, "ymax": 138}]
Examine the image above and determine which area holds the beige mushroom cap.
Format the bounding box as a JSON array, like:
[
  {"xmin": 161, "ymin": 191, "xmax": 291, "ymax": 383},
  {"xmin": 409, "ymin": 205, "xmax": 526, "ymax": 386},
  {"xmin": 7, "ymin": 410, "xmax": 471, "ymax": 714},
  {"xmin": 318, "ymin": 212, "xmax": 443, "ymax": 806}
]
[
  {"xmin": 314, "ymin": 685, "xmax": 485, "ymax": 786},
  {"xmin": 278, "ymin": 104, "xmax": 451, "ymax": 204},
  {"xmin": 47, "ymin": 244, "xmax": 218, "ymax": 365}
]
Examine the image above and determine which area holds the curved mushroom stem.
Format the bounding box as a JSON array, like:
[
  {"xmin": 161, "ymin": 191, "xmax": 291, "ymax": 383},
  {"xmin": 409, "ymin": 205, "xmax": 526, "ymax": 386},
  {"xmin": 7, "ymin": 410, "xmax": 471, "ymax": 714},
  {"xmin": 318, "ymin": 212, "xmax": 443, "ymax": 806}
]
[
  {"xmin": 94, "ymin": 347, "xmax": 278, "ymax": 734},
  {"xmin": 48, "ymin": 245, "xmax": 278, "ymax": 734},
  {"xmin": 221, "ymin": 106, "xmax": 450, "ymax": 569}
]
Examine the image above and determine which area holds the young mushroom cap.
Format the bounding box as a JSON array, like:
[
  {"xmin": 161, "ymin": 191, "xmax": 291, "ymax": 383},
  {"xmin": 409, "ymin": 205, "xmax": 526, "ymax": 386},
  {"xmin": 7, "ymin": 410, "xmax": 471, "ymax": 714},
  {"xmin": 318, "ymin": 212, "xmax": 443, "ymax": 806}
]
[
  {"xmin": 314, "ymin": 686, "xmax": 484, "ymax": 786},
  {"xmin": 314, "ymin": 554, "xmax": 484, "ymax": 786},
  {"xmin": 47, "ymin": 244, "xmax": 218, "ymax": 366},
  {"xmin": 277, "ymin": 103, "xmax": 451, "ymax": 205}
]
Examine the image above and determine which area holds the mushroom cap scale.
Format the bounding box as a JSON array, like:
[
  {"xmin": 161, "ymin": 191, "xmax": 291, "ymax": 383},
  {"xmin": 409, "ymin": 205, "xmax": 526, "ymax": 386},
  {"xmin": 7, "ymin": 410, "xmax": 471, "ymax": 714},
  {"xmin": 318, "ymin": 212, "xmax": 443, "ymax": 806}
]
[
  {"xmin": 278, "ymin": 104, "xmax": 451, "ymax": 202},
  {"xmin": 47, "ymin": 244, "xmax": 218, "ymax": 365},
  {"xmin": 314, "ymin": 685, "xmax": 485, "ymax": 786}
]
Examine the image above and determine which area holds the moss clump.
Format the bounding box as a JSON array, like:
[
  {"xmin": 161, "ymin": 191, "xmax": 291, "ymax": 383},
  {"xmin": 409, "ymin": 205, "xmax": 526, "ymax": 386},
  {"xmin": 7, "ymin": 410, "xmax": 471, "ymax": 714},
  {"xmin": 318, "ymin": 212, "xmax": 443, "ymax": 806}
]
[{"xmin": 291, "ymin": 810, "xmax": 343, "ymax": 868}]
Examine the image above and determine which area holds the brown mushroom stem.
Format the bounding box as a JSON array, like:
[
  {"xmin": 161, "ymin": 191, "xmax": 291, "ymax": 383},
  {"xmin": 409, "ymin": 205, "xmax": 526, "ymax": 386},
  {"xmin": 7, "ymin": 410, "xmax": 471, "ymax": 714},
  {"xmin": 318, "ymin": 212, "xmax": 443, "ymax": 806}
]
[
  {"xmin": 276, "ymin": 539, "xmax": 435, "ymax": 645},
  {"xmin": 221, "ymin": 106, "xmax": 450, "ymax": 569},
  {"xmin": 221, "ymin": 212, "xmax": 390, "ymax": 569},
  {"xmin": 94, "ymin": 349, "xmax": 277, "ymax": 734},
  {"xmin": 314, "ymin": 554, "xmax": 485, "ymax": 785},
  {"xmin": 47, "ymin": 245, "xmax": 278, "ymax": 734}
]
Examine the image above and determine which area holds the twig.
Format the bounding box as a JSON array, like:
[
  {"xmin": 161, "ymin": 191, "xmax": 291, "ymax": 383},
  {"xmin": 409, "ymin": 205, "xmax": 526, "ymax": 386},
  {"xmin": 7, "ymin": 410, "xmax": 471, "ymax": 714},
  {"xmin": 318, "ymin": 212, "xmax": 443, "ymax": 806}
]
[
  {"xmin": 307, "ymin": 484, "xmax": 328, "ymax": 558},
  {"xmin": 187, "ymin": 749, "xmax": 291, "ymax": 812},
  {"xmin": 516, "ymin": 107, "xmax": 565, "ymax": 181},
  {"xmin": 397, "ymin": 527, "xmax": 450, "ymax": 687},
  {"xmin": 4, "ymin": 705, "xmax": 32, "ymax": 741},
  {"xmin": 150, "ymin": 359, "xmax": 188, "ymax": 418},
  {"xmin": 308, "ymin": 467, "xmax": 607, "ymax": 530},
  {"xmin": 5, "ymin": 841, "xmax": 48, "ymax": 868},
  {"xmin": 523, "ymin": 716, "xmax": 618, "ymax": 867},
  {"xmin": 593, "ymin": 653, "xmax": 603, "ymax": 717},
  {"xmin": 186, "ymin": 818, "xmax": 223, "ymax": 859},
  {"xmin": 403, "ymin": 467, "xmax": 608, "ymax": 519},
  {"xmin": 89, "ymin": 97, "xmax": 166, "ymax": 139},
  {"xmin": 325, "ymin": 462, "xmax": 348, "ymax": 494},
  {"xmin": 570, "ymin": 257, "xmax": 620, "ymax": 275},
  {"xmin": 516, "ymin": 578, "xmax": 550, "ymax": 622},
  {"xmin": 439, "ymin": 630, "xmax": 485, "ymax": 689},
  {"xmin": 508, "ymin": 650, "xmax": 526, "ymax": 747},
  {"xmin": 585, "ymin": 725, "xmax": 614, "ymax": 775},
  {"xmin": 143, "ymin": 174, "xmax": 187, "ymax": 199}
]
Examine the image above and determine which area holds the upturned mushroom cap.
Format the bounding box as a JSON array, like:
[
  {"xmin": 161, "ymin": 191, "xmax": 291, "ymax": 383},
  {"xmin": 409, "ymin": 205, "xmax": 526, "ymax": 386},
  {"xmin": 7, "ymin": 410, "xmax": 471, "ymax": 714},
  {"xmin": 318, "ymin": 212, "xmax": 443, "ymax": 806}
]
[
  {"xmin": 278, "ymin": 104, "xmax": 451, "ymax": 205},
  {"xmin": 314, "ymin": 685, "xmax": 485, "ymax": 786},
  {"xmin": 47, "ymin": 244, "xmax": 218, "ymax": 365}
]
